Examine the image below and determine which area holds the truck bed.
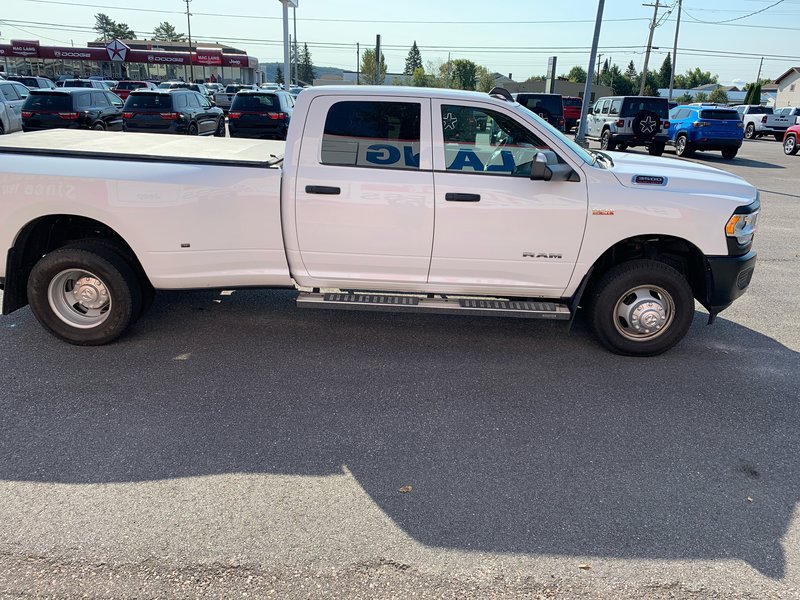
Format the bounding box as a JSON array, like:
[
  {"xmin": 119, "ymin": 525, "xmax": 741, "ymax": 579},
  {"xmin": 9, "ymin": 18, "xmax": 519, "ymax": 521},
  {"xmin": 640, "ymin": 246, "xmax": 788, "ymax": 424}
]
[{"xmin": 0, "ymin": 130, "xmax": 285, "ymax": 168}]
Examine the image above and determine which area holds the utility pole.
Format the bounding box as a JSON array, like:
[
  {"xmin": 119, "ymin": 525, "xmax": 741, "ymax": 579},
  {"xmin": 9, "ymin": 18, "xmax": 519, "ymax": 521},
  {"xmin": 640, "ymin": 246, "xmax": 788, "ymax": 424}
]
[
  {"xmin": 756, "ymin": 56, "xmax": 764, "ymax": 83},
  {"xmin": 183, "ymin": 0, "xmax": 194, "ymax": 82},
  {"xmin": 597, "ymin": 54, "xmax": 603, "ymax": 80},
  {"xmin": 375, "ymin": 34, "xmax": 381, "ymax": 84},
  {"xmin": 640, "ymin": 0, "xmax": 661, "ymax": 95},
  {"xmin": 281, "ymin": 1, "xmax": 290, "ymax": 91},
  {"xmin": 575, "ymin": 0, "xmax": 605, "ymax": 147},
  {"xmin": 293, "ymin": 6, "xmax": 298, "ymax": 86},
  {"xmin": 668, "ymin": 0, "xmax": 682, "ymax": 102}
]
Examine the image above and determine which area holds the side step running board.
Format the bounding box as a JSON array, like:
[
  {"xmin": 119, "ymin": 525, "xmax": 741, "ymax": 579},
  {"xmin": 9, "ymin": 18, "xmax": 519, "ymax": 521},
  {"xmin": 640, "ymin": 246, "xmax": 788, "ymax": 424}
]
[{"xmin": 296, "ymin": 292, "xmax": 571, "ymax": 320}]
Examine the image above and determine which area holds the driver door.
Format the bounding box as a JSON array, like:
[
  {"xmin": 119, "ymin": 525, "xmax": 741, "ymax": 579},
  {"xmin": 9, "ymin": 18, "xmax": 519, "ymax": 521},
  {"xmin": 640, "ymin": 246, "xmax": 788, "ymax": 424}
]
[{"xmin": 429, "ymin": 100, "xmax": 588, "ymax": 296}]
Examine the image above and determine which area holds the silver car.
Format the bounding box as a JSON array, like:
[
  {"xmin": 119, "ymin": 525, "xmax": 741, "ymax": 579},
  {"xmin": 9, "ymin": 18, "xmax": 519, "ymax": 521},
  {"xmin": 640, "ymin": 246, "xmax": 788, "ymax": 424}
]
[
  {"xmin": 0, "ymin": 81, "xmax": 29, "ymax": 134},
  {"xmin": 584, "ymin": 95, "xmax": 670, "ymax": 156}
]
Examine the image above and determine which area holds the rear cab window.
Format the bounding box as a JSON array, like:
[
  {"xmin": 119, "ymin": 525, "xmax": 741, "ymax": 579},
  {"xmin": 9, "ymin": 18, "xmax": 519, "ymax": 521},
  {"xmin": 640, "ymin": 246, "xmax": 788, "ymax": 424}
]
[{"xmin": 321, "ymin": 100, "xmax": 422, "ymax": 170}]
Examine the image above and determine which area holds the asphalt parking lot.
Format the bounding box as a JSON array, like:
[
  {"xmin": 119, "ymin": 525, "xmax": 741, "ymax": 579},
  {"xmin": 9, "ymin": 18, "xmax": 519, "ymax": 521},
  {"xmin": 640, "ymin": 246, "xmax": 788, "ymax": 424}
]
[{"xmin": 0, "ymin": 136, "xmax": 798, "ymax": 599}]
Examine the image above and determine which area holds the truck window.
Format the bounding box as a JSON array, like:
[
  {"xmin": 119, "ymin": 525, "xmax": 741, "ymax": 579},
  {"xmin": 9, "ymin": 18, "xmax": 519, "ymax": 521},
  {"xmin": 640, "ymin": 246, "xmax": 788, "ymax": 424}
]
[
  {"xmin": 441, "ymin": 104, "xmax": 549, "ymax": 177},
  {"xmin": 609, "ymin": 99, "xmax": 622, "ymax": 115},
  {"xmin": 321, "ymin": 101, "xmax": 421, "ymax": 170}
]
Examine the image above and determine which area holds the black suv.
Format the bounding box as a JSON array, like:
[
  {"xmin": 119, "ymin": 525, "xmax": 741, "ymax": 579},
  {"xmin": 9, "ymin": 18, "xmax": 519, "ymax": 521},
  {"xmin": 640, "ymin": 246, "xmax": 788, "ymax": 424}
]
[
  {"xmin": 227, "ymin": 90, "xmax": 294, "ymax": 139},
  {"xmin": 513, "ymin": 92, "xmax": 565, "ymax": 131},
  {"xmin": 22, "ymin": 89, "xmax": 124, "ymax": 131},
  {"xmin": 123, "ymin": 89, "xmax": 224, "ymax": 136}
]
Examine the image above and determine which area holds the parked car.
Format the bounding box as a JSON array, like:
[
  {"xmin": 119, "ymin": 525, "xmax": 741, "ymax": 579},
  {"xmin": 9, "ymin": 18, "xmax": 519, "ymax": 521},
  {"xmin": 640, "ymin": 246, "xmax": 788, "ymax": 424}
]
[
  {"xmin": 667, "ymin": 105, "xmax": 743, "ymax": 160},
  {"xmin": 0, "ymin": 81, "xmax": 25, "ymax": 134},
  {"xmin": 215, "ymin": 84, "xmax": 259, "ymax": 112},
  {"xmin": 123, "ymin": 89, "xmax": 225, "ymax": 136},
  {"xmin": 584, "ymin": 95, "xmax": 670, "ymax": 155},
  {"xmin": 111, "ymin": 81, "xmax": 158, "ymax": 101},
  {"xmin": 205, "ymin": 82, "xmax": 224, "ymax": 96},
  {"xmin": 562, "ymin": 96, "xmax": 582, "ymax": 132},
  {"xmin": 228, "ymin": 90, "xmax": 294, "ymax": 139},
  {"xmin": 733, "ymin": 105, "xmax": 773, "ymax": 140},
  {"xmin": 761, "ymin": 107, "xmax": 800, "ymax": 141},
  {"xmin": 513, "ymin": 92, "xmax": 565, "ymax": 131},
  {"xmin": 783, "ymin": 124, "xmax": 800, "ymax": 155},
  {"xmin": 22, "ymin": 89, "xmax": 124, "ymax": 131},
  {"xmin": 59, "ymin": 79, "xmax": 111, "ymax": 90},
  {"xmin": 6, "ymin": 75, "xmax": 56, "ymax": 90},
  {"xmin": 158, "ymin": 80, "xmax": 213, "ymax": 100}
]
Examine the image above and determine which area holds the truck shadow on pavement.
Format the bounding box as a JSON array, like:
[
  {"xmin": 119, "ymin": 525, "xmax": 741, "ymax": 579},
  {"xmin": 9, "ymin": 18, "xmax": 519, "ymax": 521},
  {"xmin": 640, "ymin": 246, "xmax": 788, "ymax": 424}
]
[{"xmin": 1, "ymin": 289, "xmax": 798, "ymax": 578}]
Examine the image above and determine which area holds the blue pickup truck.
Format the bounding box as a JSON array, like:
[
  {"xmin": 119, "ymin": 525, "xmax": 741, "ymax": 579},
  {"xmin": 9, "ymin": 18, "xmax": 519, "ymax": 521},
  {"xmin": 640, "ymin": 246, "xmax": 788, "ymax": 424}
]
[{"xmin": 667, "ymin": 105, "xmax": 744, "ymax": 160}]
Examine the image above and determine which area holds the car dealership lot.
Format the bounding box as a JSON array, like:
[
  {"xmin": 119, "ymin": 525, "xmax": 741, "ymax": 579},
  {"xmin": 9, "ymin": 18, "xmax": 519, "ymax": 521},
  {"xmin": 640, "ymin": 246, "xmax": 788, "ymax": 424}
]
[{"xmin": 0, "ymin": 137, "xmax": 798, "ymax": 598}]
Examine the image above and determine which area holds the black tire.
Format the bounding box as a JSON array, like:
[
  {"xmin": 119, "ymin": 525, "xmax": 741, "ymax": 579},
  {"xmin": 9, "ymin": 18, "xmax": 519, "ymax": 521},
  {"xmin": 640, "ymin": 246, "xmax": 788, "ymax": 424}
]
[
  {"xmin": 617, "ymin": 143, "xmax": 628, "ymax": 152},
  {"xmin": 188, "ymin": 123, "xmax": 199, "ymax": 136},
  {"xmin": 92, "ymin": 121, "xmax": 106, "ymax": 131},
  {"xmin": 601, "ymin": 129, "xmax": 616, "ymax": 151},
  {"xmin": 0, "ymin": 121, "xmax": 5, "ymax": 135},
  {"xmin": 674, "ymin": 134, "xmax": 694, "ymax": 157},
  {"xmin": 744, "ymin": 123, "xmax": 755, "ymax": 140},
  {"xmin": 214, "ymin": 118, "xmax": 225, "ymax": 137},
  {"xmin": 721, "ymin": 148, "xmax": 738, "ymax": 160},
  {"xmin": 588, "ymin": 259, "xmax": 694, "ymax": 356},
  {"xmin": 648, "ymin": 142, "xmax": 665, "ymax": 156},
  {"xmin": 27, "ymin": 245, "xmax": 142, "ymax": 345},
  {"xmin": 61, "ymin": 239, "xmax": 155, "ymax": 321},
  {"xmin": 784, "ymin": 134, "xmax": 799, "ymax": 155},
  {"xmin": 772, "ymin": 133, "xmax": 782, "ymax": 142},
  {"xmin": 632, "ymin": 110, "xmax": 660, "ymax": 142}
]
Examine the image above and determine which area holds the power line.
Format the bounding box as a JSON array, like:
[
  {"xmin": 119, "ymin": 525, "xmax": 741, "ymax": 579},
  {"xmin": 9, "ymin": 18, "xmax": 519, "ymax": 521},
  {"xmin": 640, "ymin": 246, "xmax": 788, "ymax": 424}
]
[{"xmin": 682, "ymin": 0, "xmax": 786, "ymax": 23}]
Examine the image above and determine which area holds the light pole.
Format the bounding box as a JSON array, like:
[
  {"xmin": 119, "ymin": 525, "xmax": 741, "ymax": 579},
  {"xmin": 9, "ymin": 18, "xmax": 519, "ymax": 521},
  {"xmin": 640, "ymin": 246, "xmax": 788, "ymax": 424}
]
[
  {"xmin": 183, "ymin": 0, "xmax": 194, "ymax": 82},
  {"xmin": 278, "ymin": 1, "xmax": 298, "ymax": 89},
  {"xmin": 575, "ymin": 0, "xmax": 605, "ymax": 147}
]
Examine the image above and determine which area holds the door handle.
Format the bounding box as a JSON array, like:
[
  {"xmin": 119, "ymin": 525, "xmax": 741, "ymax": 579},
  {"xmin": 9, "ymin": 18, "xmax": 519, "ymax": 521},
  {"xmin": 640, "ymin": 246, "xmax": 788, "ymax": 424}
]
[
  {"xmin": 305, "ymin": 185, "xmax": 341, "ymax": 195},
  {"xmin": 445, "ymin": 193, "xmax": 481, "ymax": 202}
]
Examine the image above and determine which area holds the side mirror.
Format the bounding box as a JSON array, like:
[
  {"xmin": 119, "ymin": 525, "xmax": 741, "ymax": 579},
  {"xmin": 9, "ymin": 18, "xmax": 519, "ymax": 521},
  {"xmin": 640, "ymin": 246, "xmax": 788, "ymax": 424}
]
[{"xmin": 531, "ymin": 150, "xmax": 578, "ymax": 182}]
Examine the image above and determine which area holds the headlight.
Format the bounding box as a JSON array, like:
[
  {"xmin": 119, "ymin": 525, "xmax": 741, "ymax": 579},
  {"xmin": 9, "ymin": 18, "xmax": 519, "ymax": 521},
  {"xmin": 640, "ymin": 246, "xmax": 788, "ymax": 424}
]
[{"xmin": 725, "ymin": 199, "xmax": 760, "ymax": 250}]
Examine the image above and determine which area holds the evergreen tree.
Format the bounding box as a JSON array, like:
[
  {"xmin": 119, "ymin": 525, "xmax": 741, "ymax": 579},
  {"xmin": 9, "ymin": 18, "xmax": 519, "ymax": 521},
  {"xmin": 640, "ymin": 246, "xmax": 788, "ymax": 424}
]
[
  {"xmin": 275, "ymin": 66, "xmax": 284, "ymax": 85},
  {"xmin": 93, "ymin": 13, "xmax": 135, "ymax": 40},
  {"xmin": 657, "ymin": 54, "xmax": 672, "ymax": 89},
  {"xmin": 360, "ymin": 48, "xmax": 387, "ymax": 85},
  {"xmin": 404, "ymin": 41, "xmax": 423, "ymax": 75},
  {"xmin": 298, "ymin": 43, "xmax": 316, "ymax": 85},
  {"xmin": 153, "ymin": 22, "xmax": 184, "ymax": 42},
  {"xmin": 601, "ymin": 58, "xmax": 609, "ymax": 75},
  {"xmin": 625, "ymin": 60, "xmax": 638, "ymax": 79}
]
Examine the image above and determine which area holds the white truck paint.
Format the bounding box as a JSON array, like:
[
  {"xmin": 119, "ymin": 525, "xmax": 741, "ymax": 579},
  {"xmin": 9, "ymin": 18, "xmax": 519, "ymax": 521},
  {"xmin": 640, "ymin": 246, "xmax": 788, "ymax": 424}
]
[
  {"xmin": 0, "ymin": 86, "xmax": 760, "ymax": 355},
  {"xmin": 762, "ymin": 107, "xmax": 800, "ymax": 140}
]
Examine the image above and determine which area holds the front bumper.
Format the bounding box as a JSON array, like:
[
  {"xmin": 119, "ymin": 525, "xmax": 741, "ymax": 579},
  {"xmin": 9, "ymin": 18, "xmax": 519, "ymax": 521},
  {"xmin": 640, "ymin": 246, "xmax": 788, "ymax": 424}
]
[{"xmin": 704, "ymin": 250, "xmax": 757, "ymax": 314}]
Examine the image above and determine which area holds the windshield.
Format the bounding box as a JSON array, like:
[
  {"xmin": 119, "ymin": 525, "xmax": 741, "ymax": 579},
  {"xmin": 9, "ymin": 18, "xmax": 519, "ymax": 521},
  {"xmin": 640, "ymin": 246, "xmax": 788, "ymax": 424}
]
[
  {"xmin": 159, "ymin": 82, "xmax": 187, "ymax": 89},
  {"xmin": 563, "ymin": 97, "xmax": 582, "ymax": 107},
  {"xmin": 514, "ymin": 103, "xmax": 593, "ymax": 165},
  {"xmin": 116, "ymin": 82, "xmax": 147, "ymax": 90},
  {"xmin": 63, "ymin": 80, "xmax": 93, "ymax": 88},
  {"xmin": 516, "ymin": 94, "xmax": 563, "ymax": 115},
  {"xmin": 621, "ymin": 98, "xmax": 668, "ymax": 118},
  {"xmin": 231, "ymin": 94, "xmax": 280, "ymax": 110},
  {"xmin": 124, "ymin": 94, "xmax": 173, "ymax": 109}
]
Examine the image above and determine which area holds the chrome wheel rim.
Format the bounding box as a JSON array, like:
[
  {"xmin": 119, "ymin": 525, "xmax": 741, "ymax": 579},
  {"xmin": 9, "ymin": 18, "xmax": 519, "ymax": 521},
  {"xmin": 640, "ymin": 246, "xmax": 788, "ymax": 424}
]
[
  {"xmin": 745, "ymin": 124, "xmax": 754, "ymax": 139},
  {"xmin": 47, "ymin": 269, "xmax": 112, "ymax": 328},
  {"xmin": 601, "ymin": 133, "xmax": 609, "ymax": 150},
  {"xmin": 676, "ymin": 137, "xmax": 685, "ymax": 154},
  {"xmin": 786, "ymin": 137, "xmax": 796, "ymax": 154},
  {"xmin": 613, "ymin": 285, "xmax": 675, "ymax": 342}
]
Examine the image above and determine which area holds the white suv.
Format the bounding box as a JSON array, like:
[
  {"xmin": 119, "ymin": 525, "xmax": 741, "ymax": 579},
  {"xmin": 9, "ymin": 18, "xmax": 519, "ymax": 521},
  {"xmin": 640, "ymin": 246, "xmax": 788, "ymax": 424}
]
[{"xmin": 584, "ymin": 96, "xmax": 670, "ymax": 155}]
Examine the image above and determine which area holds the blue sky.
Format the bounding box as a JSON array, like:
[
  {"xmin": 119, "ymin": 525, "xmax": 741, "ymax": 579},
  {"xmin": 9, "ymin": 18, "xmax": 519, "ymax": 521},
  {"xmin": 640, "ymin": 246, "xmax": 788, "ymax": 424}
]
[{"xmin": 2, "ymin": 0, "xmax": 799, "ymax": 84}]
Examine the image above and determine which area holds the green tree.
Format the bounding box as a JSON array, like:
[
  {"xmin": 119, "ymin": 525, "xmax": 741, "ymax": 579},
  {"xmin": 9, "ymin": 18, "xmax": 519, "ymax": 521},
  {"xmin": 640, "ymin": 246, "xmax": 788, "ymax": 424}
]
[
  {"xmin": 404, "ymin": 41, "xmax": 423, "ymax": 76},
  {"xmin": 275, "ymin": 66, "xmax": 284, "ymax": 85},
  {"xmin": 153, "ymin": 21, "xmax": 184, "ymax": 42},
  {"xmin": 601, "ymin": 58, "xmax": 609, "ymax": 75},
  {"xmin": 674, "ymin": 67, "xmax": 717, "ymax": 89},
  {"xmin": 94, "ymin": 14, "xmax": 135, "ymax": 40},
  {"xmin": 657, "ymin": 54, "xmax": 672, "ymax": 89},
  {"xmin": 298, "ymin": 43, "xmax": 316, "ymax": 85},
  {"xmin": 625, "ymin": 60, "xmax": 639, "ymax": 79},
  {"xmin": 564, "ymin": 65, "xmax": 587, "ymax": 83},
  {"xmin": 642, "ymin": 71, "xmax": 660, "ymax": 96},
  {"xmin": 524, "ymin": 74, "xmax": 546, "ymax": 82},
  {"xmin": 708, "ymin": 87, "xmax": 729, "ymax": 104},
  {"xmin": 674, "ymin": 92, "xmax": 693, "ymax": 104},
  {"xmin": 451, "ymin": 59, "xmax": 478, "ymax": 90},
  {"xmin": 475, "ymin": 66, "xmax": 495, "ymax": 92},
  {"xmin": 743, "ymin": 83, "xmax": 761, "ymax": 105},
  {"xmin": 360, "ymin": 48, "xmax": 387, "ymax": 85},
  {"xmin": 411, "ymin": 66, "xmax": 428, "ymax": 87},
  {"xmin": 694, "ymin": 91, "xmax": 709, "ymax": 102}
]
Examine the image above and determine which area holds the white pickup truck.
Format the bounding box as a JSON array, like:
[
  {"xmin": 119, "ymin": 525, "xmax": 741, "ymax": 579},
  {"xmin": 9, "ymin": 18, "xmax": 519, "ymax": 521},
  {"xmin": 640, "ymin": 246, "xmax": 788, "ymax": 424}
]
[
  {"xmin": 761, "ymin": 107, "xmax": 800, "ymax": 141},
  {"xmin": 0, "ymin": 86, "xmax": 759, "ymax": 356}
]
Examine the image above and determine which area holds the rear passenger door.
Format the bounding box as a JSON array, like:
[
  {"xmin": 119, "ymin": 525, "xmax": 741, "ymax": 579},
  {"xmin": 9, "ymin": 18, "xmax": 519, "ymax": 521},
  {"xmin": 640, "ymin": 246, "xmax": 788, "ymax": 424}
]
[
  {"xmin": 293, "ymin": 96, "xmax": 435, "ymax": 285},
  {"xmin": 0, "ymin": 83, "xmax": 25, "ymax": 126}
]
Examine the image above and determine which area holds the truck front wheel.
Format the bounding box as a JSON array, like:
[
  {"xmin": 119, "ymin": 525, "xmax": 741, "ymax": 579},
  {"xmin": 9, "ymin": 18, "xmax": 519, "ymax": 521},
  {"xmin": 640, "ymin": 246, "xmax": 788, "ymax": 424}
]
[
  {"xmin": 588, "ymin": 260, "xmax": 694, "ymax": 356},
  {"xmin": 27, "ymin": 245, "xmax": 142, "ymax": 345}
]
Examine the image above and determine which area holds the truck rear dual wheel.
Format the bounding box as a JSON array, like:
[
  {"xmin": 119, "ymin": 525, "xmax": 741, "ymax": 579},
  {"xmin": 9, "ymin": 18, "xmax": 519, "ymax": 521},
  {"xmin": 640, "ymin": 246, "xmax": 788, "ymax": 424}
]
[
  {"xmin": 27, "ymin": 244, "xmax": 143, "ymax": 345},
  {"xmin": 588, "ymin": 260, "xmax": 694, "ymax": 357}
]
